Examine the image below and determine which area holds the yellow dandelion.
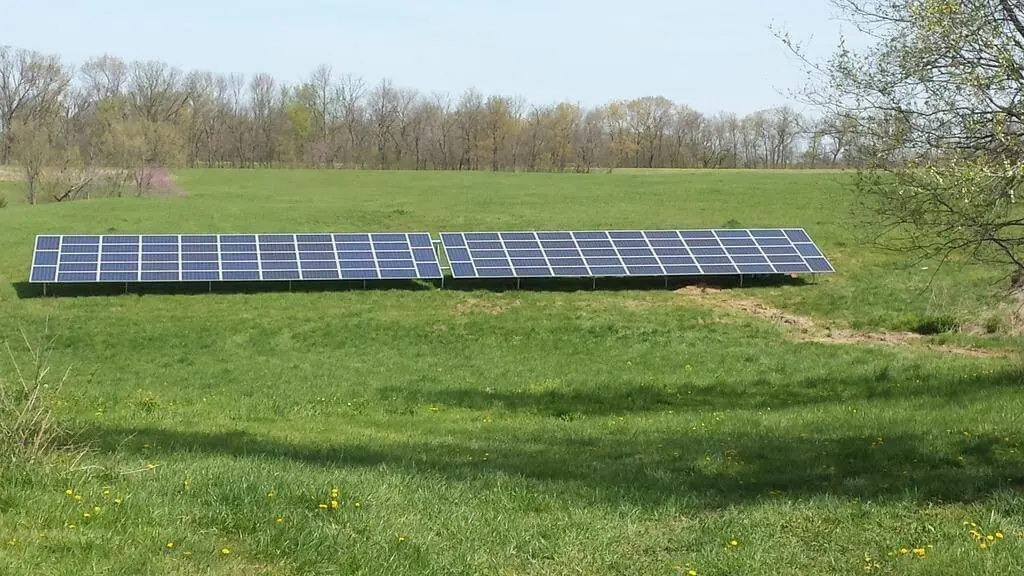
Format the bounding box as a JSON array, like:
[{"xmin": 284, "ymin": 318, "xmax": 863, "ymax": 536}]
[
  {"xmin": 688, "ymin": 570, "xmax": 698, "ymax": 576},
  {"xmin": 729, "ymin": 539, "xmax": 738, "ymax": 547},
  {"xmin": 995, "ymin": 532, "xmax": 1004, "ymax": 539},
  {"xmin": 183, "ymin": 551, "xmax": 192, "ymax": 557},
  {"xmin": 92, "ymin": 506, "xmax": 101, "ymax": 513},
  {"xmin": 318, "ymin": 503, "xmax": 328, "ymax": 510},
  {"xmin": 102, "ymin": 489, "xmax": 110, "ymax": 497},
  {"xmin": 166, "ymin": 542, "xmax": 174, "ymax": 549},
  {"xmin": 74, "ymin": 494, "xmax": 82, "ymax": 502},
  {"xmin": 980, "ymin": 541, "xmax": 989, "ymax": 550},
  {"xmin": 183, "ymin": 480, "xmax": 190, "ymax": 490},
  {"xmin": 67, "ymin": 523, "xmax": 76, "ymax": 530},
  {"xmin": 912, "ymin": 548, "xmax": 925, "ymax": 558},
  {"xmin": 354, "ymin": 501, "xmax": 361, "ymax": 508},
  {"xmin": 276, "ymin": 516, "xmax": 284, "ymax": 524},
  {"xmin": 398, "ymin": 534, "xmax": 407, "ymax": 543},
  {"xmin": 114, "ymin": 498, "xmax": 122, "ymax": 505},
  {"xmin": 82, "ymin": 513, "xmax": 91, "ymax": 520},
  {"xmin": 221, "ymin": 547, "xmax": 231, "ymax": 555},
  {"xmin": 899, "ymin": 548, "xmax": 908, "ymax": 556},
  {"xmin": 144, "ymin": 463, "xmax": 155, "ymax": 470},
  {"xmin": 987, "ymin": 535, "xmax": 995, "ymax": 541},
  {"xmin": 267, "ymin": 490, "xmax": 275, "ymax": 498},
  {"xmin": 65, "ymin": 488, "xmax": 73, "ymax": 496},
  {"xmin": 330, "ymin": 500, "xmax": 339, "ymax": 510}
]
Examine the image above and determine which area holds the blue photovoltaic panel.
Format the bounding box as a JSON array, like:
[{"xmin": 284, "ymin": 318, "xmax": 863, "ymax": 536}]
[
  {"xmin": 29, "ymin": 233, "xmax": 443, "ymax": 283},
  {"xmin": 440, "ymin": 229, "xmax": 834, "ymax": 278}
]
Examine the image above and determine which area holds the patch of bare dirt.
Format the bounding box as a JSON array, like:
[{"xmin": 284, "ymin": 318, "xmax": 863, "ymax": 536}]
[
  {"xmin": 454, "ymin": 298, "xmax": 520, "ymax": 315},
  {"xmin": 674, "ymin": 284, "xmax": 1001, "ymax": 357}
]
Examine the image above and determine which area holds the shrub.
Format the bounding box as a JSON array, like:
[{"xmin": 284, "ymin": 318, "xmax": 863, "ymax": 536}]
[
  {"xmin": 985, "ymin": 315, "xmax": 1004, "ymax": 334},
  {"xmin": 1, "ymin": 330, "xmax": 70, "ymax": 461},
  {"xmin": 897, "ymin": 313, "xmax": 960, "ymax": 335},
  {"xmin": 0, "ymin": 195, "xmax": 7, "ymax": 209}
]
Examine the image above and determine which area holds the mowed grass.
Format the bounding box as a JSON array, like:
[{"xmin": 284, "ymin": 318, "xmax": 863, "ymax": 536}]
[{"xmin": 0, "ymin": 169, "xmax": 1022, "ymax": 575}]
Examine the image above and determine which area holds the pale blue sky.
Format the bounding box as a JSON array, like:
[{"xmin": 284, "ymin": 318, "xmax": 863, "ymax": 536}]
[{"xmin": 0, "ymin": 0, "xmax": 848, "ymax": 114}]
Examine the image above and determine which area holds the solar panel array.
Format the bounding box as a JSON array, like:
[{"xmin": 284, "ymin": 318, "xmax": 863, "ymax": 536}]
[
  {"xmin": 29, "ymin": 233, "xmax": 442, "ymax": 283},
  {"xmin": 440, "ymin": 229, "xmax": 833, "ymax": 278},
  {"xmin": 29, "ymin": 228, "xmax": 833, "ymax": 284}
]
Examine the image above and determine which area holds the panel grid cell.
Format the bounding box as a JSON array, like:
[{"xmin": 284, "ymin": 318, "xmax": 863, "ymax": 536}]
[
  {"xmin": 440, "ymin": 229, "xmax": 833, "ymax": 279},
  {"xmin": 30, "ymin": 233, "xmax": 442, "ymax": 283}
]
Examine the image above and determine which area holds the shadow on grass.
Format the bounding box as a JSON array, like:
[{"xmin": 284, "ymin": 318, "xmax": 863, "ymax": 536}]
[
  {"xmin": 89, "ymin": 424, "xmax": 1024, "ymax": 509},
  {"xmin": 443, "ymin": 274, "xmax": 810, "ymax": 293},
  {"xmin": 376, "ymin": 367, "xmax": 1023, "ymax": 416},
  {"xmin": 13, "ymin": 274, "xmax": 810, "ymax": 298},
  {"xmin": 87, "ymin": 368, "xmax": 1024, "ymax": 509}
]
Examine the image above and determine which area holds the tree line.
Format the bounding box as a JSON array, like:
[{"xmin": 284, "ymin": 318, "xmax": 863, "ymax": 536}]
[{"xmin": 0, "ymin": 44, "xmax": 862, "ymax": 203}]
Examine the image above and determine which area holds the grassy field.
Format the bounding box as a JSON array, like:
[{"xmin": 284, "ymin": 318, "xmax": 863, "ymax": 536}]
[{"xmin": 0, "ymin": 169, "xmax": 1022, "ymax": 575}]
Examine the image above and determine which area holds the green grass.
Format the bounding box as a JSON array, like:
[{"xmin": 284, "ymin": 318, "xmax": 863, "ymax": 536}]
[{"xmin": 1, "ymin": 169, "xmax": 1023, "ymax": 575}]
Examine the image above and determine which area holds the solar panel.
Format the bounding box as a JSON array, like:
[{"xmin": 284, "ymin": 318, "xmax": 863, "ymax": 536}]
[
  {"xmin": 29, "ymin": 233, "xmax": 443, "ymax": 283},
  {"xmin": 440, "ymin": 229, "xmax": 833, "ymax": 278}
]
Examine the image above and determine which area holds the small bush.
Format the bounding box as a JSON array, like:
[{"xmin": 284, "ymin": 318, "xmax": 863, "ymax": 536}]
[
  {"xmin": 723, "ymin": 219, "xmax": 744, "ymax": 229},
  {"xmin": 1, "ymin": 330, "xmax": 70, "ymax": 461},
  {"xmin": 984, "ymin": 315, "xmax": 1004, "ymax": 334},
  {"xmin": 898, "ymin": 313, "xmax": 960, "ymax": 335},
  {"xmin": 0, "ymin": 195, "xmax": 8, "ymax": 209}
]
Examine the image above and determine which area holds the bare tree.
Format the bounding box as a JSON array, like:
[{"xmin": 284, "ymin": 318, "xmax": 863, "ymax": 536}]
[
  {"xmin": 338, "ymin": 74, "xmax": 366, "ymax": 168},
  {"xmin": 456, "ymin": 89, "xmax": 484, "ymax": 170},
  {"xmin": 126, "ymin": 60, "xmax": 191, "ymax": 123},
  {"xmin": 249, "ymin": 73, "xmax": 278, "ymax": 166},
  {"xmin": 431, "ymin": 92, "xmax": 456, "ymax": 170},
  {"xmin": 484, "ymin": 95, "xmax": 512, "ymax": 171},
  {"xmin": 0, "ymin": 46, "xmax": 70, "ymax": 163},
  {"xmin": 369, "ymin": 78, "xmax": 399, "ymax": 169},
  {"xmin": 10, "ymin": 116, "xmax": 53, "ymax": 204},
  {"xmin": 80, "ymin": 54, "xmax": 127, "ymax": 101}
]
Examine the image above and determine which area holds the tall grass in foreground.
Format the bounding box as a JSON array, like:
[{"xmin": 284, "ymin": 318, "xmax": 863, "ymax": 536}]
[{"xmin": 1, "ymin": 328, "xmax": 70, "ymax": 461}]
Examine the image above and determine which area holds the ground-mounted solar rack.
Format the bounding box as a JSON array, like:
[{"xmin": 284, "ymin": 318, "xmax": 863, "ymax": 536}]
[
  {"xmin": 29, "ymin": 233, "xmax": 444, "ymax": 294},
  {"xmin": 29, "ymin": 228, "xmax": 833, "ymax": 293},
  {"xmin": 438, "ymin": 228, "xmax": 834, "ymax": 289}
]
